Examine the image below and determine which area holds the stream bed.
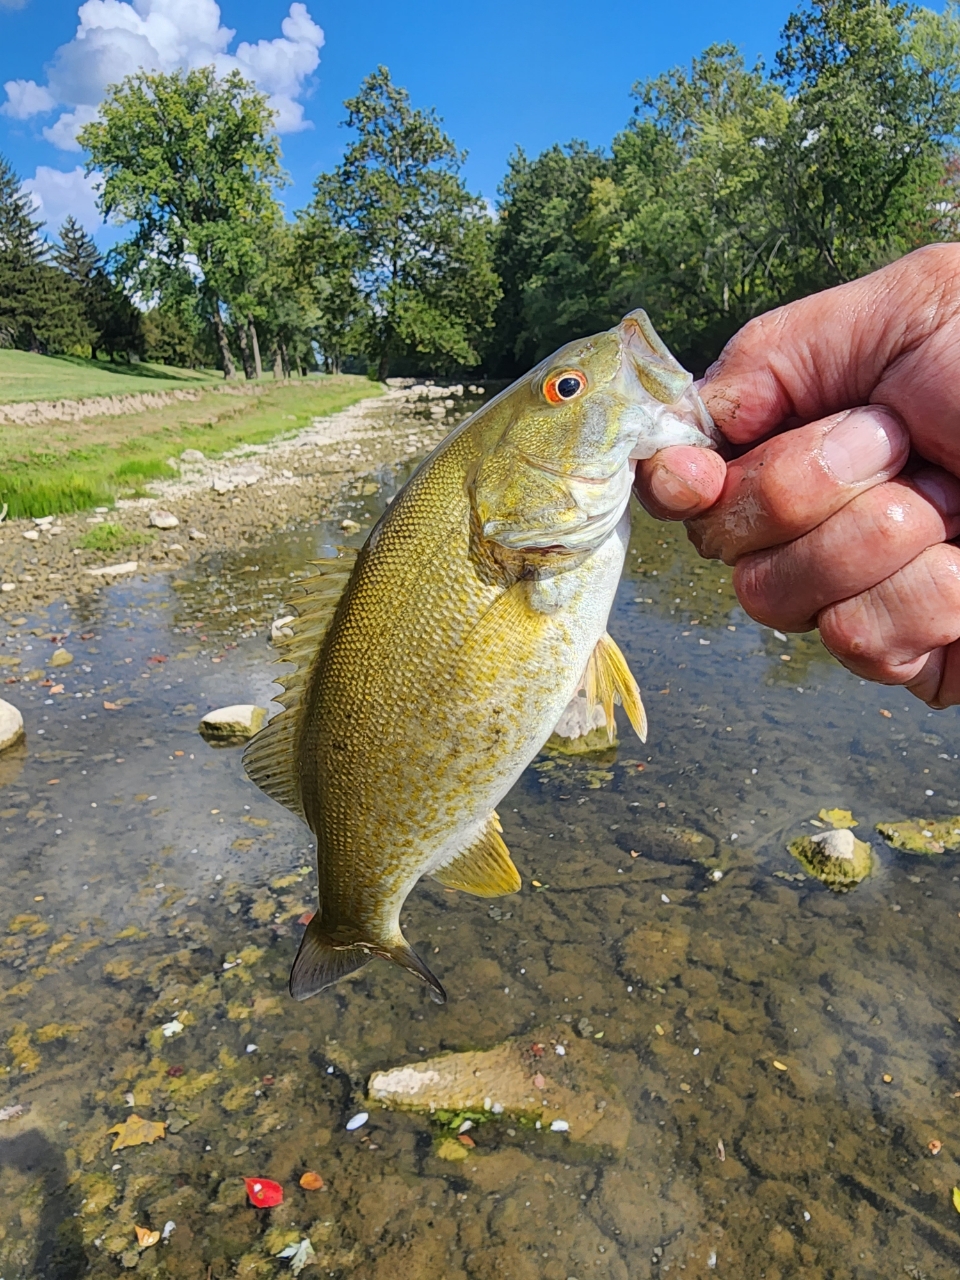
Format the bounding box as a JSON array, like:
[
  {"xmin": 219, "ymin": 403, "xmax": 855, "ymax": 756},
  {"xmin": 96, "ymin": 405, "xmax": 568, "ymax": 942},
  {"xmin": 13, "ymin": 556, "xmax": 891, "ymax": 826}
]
[{"xmin": 2, "ymin": 409, "xmax": 960, "ymax": 1280}]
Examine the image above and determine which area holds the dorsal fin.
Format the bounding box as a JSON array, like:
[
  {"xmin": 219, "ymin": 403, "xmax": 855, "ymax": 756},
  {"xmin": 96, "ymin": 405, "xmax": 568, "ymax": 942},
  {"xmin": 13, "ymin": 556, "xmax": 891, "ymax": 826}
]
[
  {"xmin": 584, "ymin": 632, "xmax": 648, "ymax": 743},
  {"xmin": 243, "ymin": 550, "xmax": 358, "ymax": 821},
  {"xmin": 433, "ymin": 812, "xmax": 521, "ymax": 897}
]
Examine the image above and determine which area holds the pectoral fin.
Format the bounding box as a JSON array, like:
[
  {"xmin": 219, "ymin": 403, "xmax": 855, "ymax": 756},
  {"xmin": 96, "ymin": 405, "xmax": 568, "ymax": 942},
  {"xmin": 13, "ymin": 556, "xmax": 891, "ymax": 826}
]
[
  {"xmin": 433, "ymin": 813, "xmax": 522, "ymax": 897},
  {"xmin": 584, "ymin": 633, "xmax": 648, "ymax": 743}
]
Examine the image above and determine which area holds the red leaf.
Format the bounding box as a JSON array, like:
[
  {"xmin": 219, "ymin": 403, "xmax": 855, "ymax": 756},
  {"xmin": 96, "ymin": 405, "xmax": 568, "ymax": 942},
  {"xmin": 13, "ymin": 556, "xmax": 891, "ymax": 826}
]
[
  {"xmin": 147, "ymin": 655, "xmax": 168, "ymax": 664},
  {"xmin": 297, "ymin": 910, "xmax": 316, "ymax": 926},
  {"xmin": 244, "ymin": 1177, "xmax": 283, "ymax": 1208}
]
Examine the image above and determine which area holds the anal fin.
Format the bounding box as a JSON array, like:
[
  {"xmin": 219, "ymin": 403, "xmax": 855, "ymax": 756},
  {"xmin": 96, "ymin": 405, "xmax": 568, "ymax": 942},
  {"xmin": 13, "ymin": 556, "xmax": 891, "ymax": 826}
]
[
  {"xmin": 584, "ymin": 632, "xmax": 648, "ymax": 743},
  {"xmin": 433, "ymin": 813, "xmax": 521, "ymax": 897}
]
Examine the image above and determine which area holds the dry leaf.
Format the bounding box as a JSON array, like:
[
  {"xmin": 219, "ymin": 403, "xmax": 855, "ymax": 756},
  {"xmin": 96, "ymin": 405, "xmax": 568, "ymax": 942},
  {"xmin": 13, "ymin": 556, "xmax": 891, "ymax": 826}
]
[
  {"xmin": 135, "ymin": 1226, "xmax": 161, "ymax": 1248},
  {"xmin": 773, "ymin": 1060, "xmax": 788, "ymax": 1071},
  {"xmin": 299, "ymin": 1171, "xmax": 323, "ymax": 1190},
  {"xmin": 103, "ymin": 701, "xmax": 121, "ymax": 710},
  {"xmin": 953, "ymin": 1186, "xmax": 960, "ymax": 1214},
  {"xmin": 929, "ymin": 1139, "xmax": 942, "ymax": 1155},
  {"xmin": 458, "ymin": 1133, "xmax": 476, "ymax": 1147},
  {"xmin": 244, "ymin": 1176, "xmax": 283, "ymax": 1208},
  {"xmin": 107, "ymin": 1114, "xmax": 167, "ymax": 1152}
]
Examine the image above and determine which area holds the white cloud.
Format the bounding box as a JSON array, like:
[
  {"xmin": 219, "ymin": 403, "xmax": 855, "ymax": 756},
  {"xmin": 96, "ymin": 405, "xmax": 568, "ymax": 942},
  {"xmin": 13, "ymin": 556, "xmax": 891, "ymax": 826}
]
[
  {"xmin": 22, "ymin": 165, "xmax": 102, "ymax": 233},
  {"xmin": 8, "ymin": 0, "xmax": 323, "ymax": 142},
  {"xmin": 1, "ymin": 79, "xmax": 55, "ymax": 118},
  {"xmin": 42, "ymin": 105, "xmax": 100, "ymax": 151}
]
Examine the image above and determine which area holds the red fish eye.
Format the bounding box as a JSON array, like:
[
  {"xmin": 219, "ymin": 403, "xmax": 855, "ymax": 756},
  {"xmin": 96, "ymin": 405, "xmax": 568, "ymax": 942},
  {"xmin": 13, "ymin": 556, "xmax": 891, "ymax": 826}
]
[{"xmin": 544, "ymin": 370, "xmax": 586, "ymax": 405}]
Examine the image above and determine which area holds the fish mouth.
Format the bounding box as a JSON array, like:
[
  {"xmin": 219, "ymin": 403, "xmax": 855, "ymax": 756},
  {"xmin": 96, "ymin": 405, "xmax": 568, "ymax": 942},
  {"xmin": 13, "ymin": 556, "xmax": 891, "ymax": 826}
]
[{"xmin": 617, "ymin": 311, "xmax": 693, "ymax": 406}]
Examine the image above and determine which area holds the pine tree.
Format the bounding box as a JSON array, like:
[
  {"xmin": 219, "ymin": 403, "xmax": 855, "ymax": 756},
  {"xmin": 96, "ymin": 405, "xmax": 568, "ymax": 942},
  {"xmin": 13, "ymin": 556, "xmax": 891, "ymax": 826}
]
[
  {"xmin": 53, "ymin": 216, "xmax": 142, "ymax": 360},
  {"xmin": 0, "ymin": 154, "xmax": 46, "ymax": 350}
]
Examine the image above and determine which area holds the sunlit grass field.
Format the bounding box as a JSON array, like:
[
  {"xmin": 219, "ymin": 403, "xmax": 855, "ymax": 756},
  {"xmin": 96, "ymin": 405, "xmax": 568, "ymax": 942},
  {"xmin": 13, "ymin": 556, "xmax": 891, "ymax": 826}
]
[
  {"xmin": 0, "ymin": 373, "xmax": 380, "ymax": 518},
  {"xmin": 0, "ymin": 349, "xmax": 222, "ymax": 403}
]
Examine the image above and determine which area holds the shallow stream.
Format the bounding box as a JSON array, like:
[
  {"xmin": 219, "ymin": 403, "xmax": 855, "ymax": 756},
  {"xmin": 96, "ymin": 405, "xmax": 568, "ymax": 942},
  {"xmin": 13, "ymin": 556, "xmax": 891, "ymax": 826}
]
[{"xmin": 2, "ymin": 403, "xmax": 960, "ymax": 1280}]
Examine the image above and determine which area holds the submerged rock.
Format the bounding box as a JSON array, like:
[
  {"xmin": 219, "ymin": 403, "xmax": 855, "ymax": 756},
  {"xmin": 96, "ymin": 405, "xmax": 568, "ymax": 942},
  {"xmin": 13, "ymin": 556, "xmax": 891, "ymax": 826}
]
[
  {"xmin": 545, "ymin": 691, "xmax": 616, "ymax": 755},
  {"xmin": 788, "ymin": 827, "xmax": 874, "ymax": 891},
  {"xmin": 0, "ymin": 698, "xmax": 24, "ymax": 752},
  {"xmin": 49, "ymin": 648, "xmax": 73, "ymax": 668},
  {"xmin": 367, "ymin": 1035, "xmax": 630, "ymax": 1151},
  {"xmin": 198, "ymin": 705, "xmax": 268, "ymax": 743},
  {"xmin": 875, "ymin": 818, "xmax": 960, "ymax": 856}
]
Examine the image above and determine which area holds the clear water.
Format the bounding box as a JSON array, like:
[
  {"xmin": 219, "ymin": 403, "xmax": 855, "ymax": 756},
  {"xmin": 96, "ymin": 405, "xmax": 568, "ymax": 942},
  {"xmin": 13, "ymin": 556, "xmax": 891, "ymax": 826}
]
[{"xmin": 2, "ymin": 408, "xmax": 960, "ymax": 1280}]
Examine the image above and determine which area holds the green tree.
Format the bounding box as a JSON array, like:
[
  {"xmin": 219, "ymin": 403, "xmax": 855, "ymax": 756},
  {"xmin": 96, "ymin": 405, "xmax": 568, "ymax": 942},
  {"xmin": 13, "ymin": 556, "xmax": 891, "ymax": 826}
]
[
  {"xmin": 490, "ymin": 142, "xmax": 610, "ymax": 376},
  {"xmin": 78, "ymin": 66, "xmax": 286, "ymax": 377},
  {"xmin": 774, "ymin": 0, "xmax": 960, "ymax": 287},
  {"xmin": 294, "ymin": 205, "xmax": 369, "ymax": 373},
  {"xmin": 53, "ymin": 216, "xmax": 143, "ymax": 361},
  {"xmin": 308, "ymin": 67, "xmax": 499, "ymax": 380}
]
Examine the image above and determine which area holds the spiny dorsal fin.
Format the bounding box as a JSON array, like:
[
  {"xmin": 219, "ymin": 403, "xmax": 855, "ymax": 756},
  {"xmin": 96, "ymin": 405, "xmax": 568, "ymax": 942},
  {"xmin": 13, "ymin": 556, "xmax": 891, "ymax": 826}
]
[
  {"xmin": 243, "ymin": 550, "xmax": 358, "ymax": 821},
  {"xmin": 584, "ymin": 632, "xmax": 648, "ymax": 743},
  {"xmin": 433, "ymin": 812, "xmax": 521, "ymax": 897}
]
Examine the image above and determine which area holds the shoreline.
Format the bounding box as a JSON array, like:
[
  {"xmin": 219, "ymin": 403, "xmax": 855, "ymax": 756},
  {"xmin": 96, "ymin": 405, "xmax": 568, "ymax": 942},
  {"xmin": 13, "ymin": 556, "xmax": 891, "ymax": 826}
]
[{"xmin": 0, "ymin": 384, "xmax": 472, "ymax": 622}]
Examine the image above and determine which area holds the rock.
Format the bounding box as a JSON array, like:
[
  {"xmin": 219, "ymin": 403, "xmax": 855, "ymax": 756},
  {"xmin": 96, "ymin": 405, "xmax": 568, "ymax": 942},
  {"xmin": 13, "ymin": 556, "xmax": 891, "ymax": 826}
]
[
  {"xmin": 0, "ymin": 583, "xmax": 14, "ymax": 592},
  {"xmin": 875, "ymin": 818, "xmax": 960, "ymax": 855},
  {"xmin": 0, "ymin": 699, "xmax": 24, "ymax": 752},
  {"xmin": 84, "ymin": 561, "xmax": 139, "ymax": 578},
  {"xmin": 49, "ymin": 648, "xmax": 73, "ymax": 667},
  {"xmin": 22, "ymin": 530, "xmax": 39, "ymax": 541},
  {"xmin": 198, "ymin": 705, "xmax": 268, "ymax": 743},
  {"xmin": 149, "ymin": 510, "xmax": 179, "ymax": 530},
  {"xmin": 788, "ymin": 827, "xmax": 874, "ymax": 891},
  {"xmin": 188, "ymin": 528, "xmax": 207, "ymax": 541},
  {"xmin": 367, "ymin": 1034, "xmax": 631, "ymax": 1151},
  {"xmin": 340, "ymin": 518, "xmax": 361, "ymax": 533},
  {"xmin": 212, "ymin": 478, "xmax": 232, "ymax": 494},
  {"xmin": 271, "ymin": 615, "xmax": 296, "ymax": 643},
  {"xmin": 179, "ymin": 449, "xmax": 205, "ymax": 463}
]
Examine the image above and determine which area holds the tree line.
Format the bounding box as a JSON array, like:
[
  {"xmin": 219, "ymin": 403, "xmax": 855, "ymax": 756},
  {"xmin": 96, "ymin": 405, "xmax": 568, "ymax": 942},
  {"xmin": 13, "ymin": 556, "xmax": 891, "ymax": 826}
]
[{"xmin": 3, "ymin": 0, "xmax": 960, "ymax": 379}]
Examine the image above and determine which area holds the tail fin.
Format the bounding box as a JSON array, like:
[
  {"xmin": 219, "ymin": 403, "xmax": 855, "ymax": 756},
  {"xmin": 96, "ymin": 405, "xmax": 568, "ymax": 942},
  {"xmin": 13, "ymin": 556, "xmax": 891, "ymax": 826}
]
[{"xmin": 289, "ymin": 914, "xmax": 446, "ymax": 1005}]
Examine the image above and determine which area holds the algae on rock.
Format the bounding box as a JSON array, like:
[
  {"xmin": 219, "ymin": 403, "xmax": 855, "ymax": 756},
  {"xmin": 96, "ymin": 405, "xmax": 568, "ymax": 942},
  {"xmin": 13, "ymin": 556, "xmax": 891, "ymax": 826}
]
[
  {"xmin": 788, "ymin": 827, "xmax": 874, "ymax": 891},
  {"xmin": 876, "ymin": 818, "xmax": 960, "ymax": 855}
]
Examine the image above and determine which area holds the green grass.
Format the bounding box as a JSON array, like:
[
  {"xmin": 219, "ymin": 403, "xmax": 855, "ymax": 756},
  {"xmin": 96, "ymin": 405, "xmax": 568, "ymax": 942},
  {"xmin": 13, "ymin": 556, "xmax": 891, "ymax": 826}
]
[
  {"xmin": 76, "ymin": 522, "xmax": 155, "ymax": 552},
  {"xmin": 0, "ymin": 374, "xmax": 380, "ymax": 518},
  {"xmin": 0, "ymin": 349, "xmax": 221, "ymax": 403}
]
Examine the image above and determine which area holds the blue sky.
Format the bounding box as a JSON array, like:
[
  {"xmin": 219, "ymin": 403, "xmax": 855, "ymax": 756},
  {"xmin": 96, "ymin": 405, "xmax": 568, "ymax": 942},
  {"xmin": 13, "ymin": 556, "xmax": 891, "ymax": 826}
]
[{"xmin": 0, "ymin": 0, "xmax": 945, "ymax": 241}]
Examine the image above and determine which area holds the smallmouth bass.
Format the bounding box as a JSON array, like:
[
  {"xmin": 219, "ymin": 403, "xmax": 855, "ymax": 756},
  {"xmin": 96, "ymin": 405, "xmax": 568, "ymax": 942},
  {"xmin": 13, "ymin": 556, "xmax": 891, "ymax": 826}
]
[{"xmin": 244, "ymin": 311, "xmax": 717, "ymax": 1003}]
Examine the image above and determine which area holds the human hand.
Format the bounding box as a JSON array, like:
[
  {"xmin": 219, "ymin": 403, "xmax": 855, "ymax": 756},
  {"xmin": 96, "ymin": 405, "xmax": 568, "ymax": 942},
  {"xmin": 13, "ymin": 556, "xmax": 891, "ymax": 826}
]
[{"xmin": 632, "ymin": 244, "xmax": 960, "ymax": 707}]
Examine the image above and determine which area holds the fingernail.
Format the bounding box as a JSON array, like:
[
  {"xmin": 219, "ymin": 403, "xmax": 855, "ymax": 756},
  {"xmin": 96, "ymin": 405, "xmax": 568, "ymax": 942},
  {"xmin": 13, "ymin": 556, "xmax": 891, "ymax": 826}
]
[
  {"xmin": 914, "ymin": 470, "xmax": 960, "ymax": 517},
  {"xmin": 648, "ymin": 463, "xmax": 701, "ymax": 514},
  {"xmin": 822, "ymin": 407, "xmax": 906, "ymax": 485}
]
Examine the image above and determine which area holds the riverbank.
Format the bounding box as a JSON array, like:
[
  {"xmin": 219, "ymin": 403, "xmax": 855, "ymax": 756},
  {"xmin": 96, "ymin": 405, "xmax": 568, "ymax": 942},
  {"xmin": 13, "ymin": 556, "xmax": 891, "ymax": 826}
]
[{"xmin": 0, "ymin": 382, "xmax": 478, "ymax": 623}]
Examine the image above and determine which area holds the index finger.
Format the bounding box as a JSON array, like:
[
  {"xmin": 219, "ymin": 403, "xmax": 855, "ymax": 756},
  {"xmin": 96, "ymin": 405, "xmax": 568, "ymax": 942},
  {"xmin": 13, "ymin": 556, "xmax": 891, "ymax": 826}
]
[{"xmin": 700, "ymin": 244, "xmax": 960, "ymax": 448}]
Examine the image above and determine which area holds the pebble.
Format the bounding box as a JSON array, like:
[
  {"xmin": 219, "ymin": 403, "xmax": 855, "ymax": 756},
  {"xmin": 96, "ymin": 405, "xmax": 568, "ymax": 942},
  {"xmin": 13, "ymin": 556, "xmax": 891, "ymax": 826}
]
[
  {"xmin": 22, "ymin": 529, "xmax": 39, "ymax": 541},
  {"xmin": 346, "ymin": 1112, "xmax": 368, "ymax": 1131},
  {"xmin": 0, "ymin": 699, "xmax": 25, "ymax": 752},
  {"xmin": 180, "ymin": 449, "xmax": 205, "ymax": 462},
  {"xmin": 340, "ymin": 518, "xmax": 361, "ymax": 533},
  {"xmin": 149, "ymin": 510, "xmax": 180, "ymax": 530},
  {"xmin": 49, "ymin": 648, "xmax": 73, "ymax": 667},
  {"xmin": 549, "ymin": 1120, "xmax": 569, "ymax": 1132},
  {"xmin": 198, "ymin": 705, "xmax": 268, "ymax": 742},
  {"xmin": 84, "ymin": 560, "xmax": 139, "ymax": 578}
]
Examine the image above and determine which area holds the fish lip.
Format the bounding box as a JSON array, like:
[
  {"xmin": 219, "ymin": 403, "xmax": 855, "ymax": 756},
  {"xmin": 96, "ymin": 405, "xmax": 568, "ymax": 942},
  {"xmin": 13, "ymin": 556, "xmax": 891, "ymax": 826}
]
[{"xmin": 516, "ymin": 451, "xmax": 617, "ymax": 486}]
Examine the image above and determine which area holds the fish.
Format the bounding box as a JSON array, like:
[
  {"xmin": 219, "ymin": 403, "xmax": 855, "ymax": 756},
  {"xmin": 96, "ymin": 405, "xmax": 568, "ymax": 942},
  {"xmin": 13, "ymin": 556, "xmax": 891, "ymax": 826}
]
[{"xmin": 244, "ymin": 309, "xmax": 717, "ymax": 1004}]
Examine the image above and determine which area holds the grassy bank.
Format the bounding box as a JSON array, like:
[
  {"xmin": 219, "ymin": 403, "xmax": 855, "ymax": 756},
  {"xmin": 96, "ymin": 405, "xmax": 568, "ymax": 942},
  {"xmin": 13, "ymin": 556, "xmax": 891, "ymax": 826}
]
[
  {"xmin": 0, "ymin": 349, "xmax": 221, "ymax": 402},
  {"xmin": 0, "ymin": 374, "xmax": 380, "ymax": 518}
]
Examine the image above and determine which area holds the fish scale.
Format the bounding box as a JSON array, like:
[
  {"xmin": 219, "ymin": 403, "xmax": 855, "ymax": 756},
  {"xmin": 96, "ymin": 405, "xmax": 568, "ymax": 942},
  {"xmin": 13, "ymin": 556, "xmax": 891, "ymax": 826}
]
[{"xmin": 244, "ymin": 309, "xmax": 717, "ymax": 1003}]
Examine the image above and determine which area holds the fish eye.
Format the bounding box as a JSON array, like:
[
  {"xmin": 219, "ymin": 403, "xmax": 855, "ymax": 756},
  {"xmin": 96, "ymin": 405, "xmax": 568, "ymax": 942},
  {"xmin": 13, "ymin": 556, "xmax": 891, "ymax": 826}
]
[{"xmin": 544, "ymin": 370, "xmax": 587, "ymax": 405}]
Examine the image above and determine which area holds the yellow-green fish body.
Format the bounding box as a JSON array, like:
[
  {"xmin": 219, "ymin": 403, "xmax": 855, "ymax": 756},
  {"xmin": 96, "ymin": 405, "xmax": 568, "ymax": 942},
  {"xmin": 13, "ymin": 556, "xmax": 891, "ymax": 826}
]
[{"xmin": 244, "ymin": 311, "xmax": 716, "ymax": 1002}]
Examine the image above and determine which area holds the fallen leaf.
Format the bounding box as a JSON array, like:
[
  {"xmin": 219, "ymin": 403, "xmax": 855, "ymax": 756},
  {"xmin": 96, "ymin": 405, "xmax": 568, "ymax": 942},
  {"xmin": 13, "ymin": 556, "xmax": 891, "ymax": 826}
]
[
  {"xmin": 296, "ymin": 910, "xmax": 315, "ymax": 925},
  {"xmin": 818, "ymin": 808, "xmax": 858, "ymax": 829},
  {"xmin": 299, "ymin": 1171, "xmax": 323, "ymax": 1190},
  {"xmin": 108, "ymin": 1114, "xmax": 166, "ymax": 1152},
  {"xmin": 49, "ymin": 684, "xmax": 64, "ymax": 694},
  {"xmin": 458, "ymin": 1133, "xmax": 476, "ymax": 1147},
  {"xmin": 954, "ymin": 1187, "xmax": 960, "ymax": 1213},
  {"xmin": 244, "ymin": 1177, "xmax": 283, "ymax": 1208},
  {"xmin": 103, "ymin": 701, "xmax": 121, "ymax": 711},
  {"xmin": 135, "ymin": 1226, "xmax": 161, "ymax": 1248},
  {"xmin": 280, "ymin": 1239, "xmax": 318, "ymax": 1276},
  {"xmin": 879, "ymin": 709, "xmax": 892, "ymax": 718},
  {"xmin": 773, "ymin": 1060, "xmax": 788, "ymax": 1071},
  {"xmin": 533, "ymin": 1073, "xmax": 546, "ymax": 1089},
  {"xmin": 929, "ymin": 1139, "xmax": 942, "ymax": 1155}
]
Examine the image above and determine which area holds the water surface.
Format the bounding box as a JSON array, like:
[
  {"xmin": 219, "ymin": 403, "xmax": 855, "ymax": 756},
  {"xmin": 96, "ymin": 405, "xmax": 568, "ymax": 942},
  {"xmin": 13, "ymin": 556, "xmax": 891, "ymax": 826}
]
[{"xmin": 2, "ymin": 409, "xmax": 960, "ymax": 1280}]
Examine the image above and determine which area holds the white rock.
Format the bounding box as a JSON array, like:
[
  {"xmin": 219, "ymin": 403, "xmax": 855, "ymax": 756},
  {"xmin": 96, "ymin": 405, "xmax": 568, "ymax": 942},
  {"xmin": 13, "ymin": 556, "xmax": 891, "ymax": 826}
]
[
  {"xmin": 198, "ymin": 704, "xmax": 268, "ymax": 741},
  {"xmin": 188, "ymin": 528, "xmax": 207, "ymax": 541},
  {"xmin": 22, "ymin": 530, "xmax": 39, "ymax": 541},
  {"xmin": 33, "ymin": 515, "xmax": 54, "ymax": 526},
  {"xmin": 1, "ymin": 583, "xmax": 15, "ymax": 592},
  {"xmin": 212, "ymin": 478, "xmax": 232, "ymax": 494},
  {"xmin": 271, "ymin": 615, "xmax": 296, "ymax": 643},
  {"xmin": 180, "ymin": 449, "xmax": 205, "ymax": 463},
  {"xmin": 161, "ymin": 1019, "xmax": 184, "ymax": 1038},
  {"xmin": 0, "ymin": 699, "xmax": 25, "ymax": 752},
  {"xmin": 549, "ymin": 1119, "xmax": 569, "ymax": 1132},
  {"xmin": 84, "ymin": 561, "xmax": 138, "ymax": 578},
  {"xmin": 345, "ymin": 1112, "xmax": 368, "ymax": 1131},
  {"xmin": 810, "ymin": 827, "xmax": 857, "ymax": 863},
  {"xmin": 149, "ymin": 510, "xmax": 179, "ymax": 530},
  {"xmin": 340, "ymin": 518, "xmax": 361, "ymax": 533}
]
